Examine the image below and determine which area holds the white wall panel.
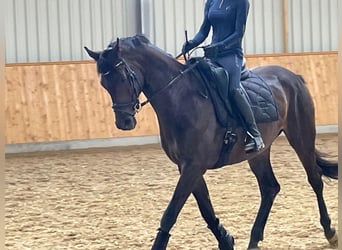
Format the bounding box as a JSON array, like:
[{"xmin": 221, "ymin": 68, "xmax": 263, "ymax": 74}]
[
  {"xmin": 244, "ymin": 0, "xmax": 284, "ymax": 54},
  {"xmin": 288, "ymin": 0, "xmax": 338, "ymax": 52},
  {"xmin": 36, "ymin": 0, "xmax": 49, "ymax": 61},
  {"xmin": 5, "ymin": 0, "xmax": 338, "ymax": 63},
  {"xmin": 48, "ymin": 1, "xmax": 62, "ymax": 60},
  {"xmin": 144, "ymin": 0, "xmax": 285, "ymax": 55},
  {"xmin": 142, "ymin": 0, "xmax": 207, "ymax": 56},
  {"xmin": 5, "ymin": 0, "xmax": 141, "ymax": 63},
  {"xmin": 6, "ymin": 1, "xmax": 17, "ymax": 61},
  {"xmin": 143, "ymin": 0, "xmax": 338, "ymax": 55}
]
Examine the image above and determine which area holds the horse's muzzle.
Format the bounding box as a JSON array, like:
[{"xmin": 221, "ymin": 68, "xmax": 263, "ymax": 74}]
[
  {"xmin": 115, "ymin": 114, "xmax": 137, "ymax": 130},
  {"xmin": 112, "ymin": 101, "xmax": 139, "ymax": 130}
]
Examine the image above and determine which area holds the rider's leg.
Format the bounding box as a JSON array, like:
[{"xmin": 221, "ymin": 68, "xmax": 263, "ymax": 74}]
[
  {"xmin": 215, "ymin": 54, "xmax": 264, "ymax": 152},
  {"xmin": 231, "ymin": 87, "xmax": 265, "ymax": 152}
]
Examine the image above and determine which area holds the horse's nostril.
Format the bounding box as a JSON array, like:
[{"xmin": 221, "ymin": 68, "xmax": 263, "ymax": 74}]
[{"xmin": 124, "ymin": 118, "xmax": 133, "ymax": 127}]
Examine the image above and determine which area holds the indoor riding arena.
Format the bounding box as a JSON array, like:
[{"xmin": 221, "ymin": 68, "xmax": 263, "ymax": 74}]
[{"xmin": 5, "ymin": 1, "xmax": 338, "ymax": 250}]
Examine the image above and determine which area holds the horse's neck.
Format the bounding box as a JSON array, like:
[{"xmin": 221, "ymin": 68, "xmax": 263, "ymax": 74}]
[{"xmin": 141, "ymin": 56, "xmax": 185, "ymax": 101}]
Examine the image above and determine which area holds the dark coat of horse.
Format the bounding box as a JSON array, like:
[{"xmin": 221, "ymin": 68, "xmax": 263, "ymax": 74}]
[{"xmin": 85, "ymin": 34, "xmax": 338, "ymax": 250}]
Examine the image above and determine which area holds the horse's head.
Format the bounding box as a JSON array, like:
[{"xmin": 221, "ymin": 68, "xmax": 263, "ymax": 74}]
[{"xmin": 84, "ymin": 35, "xmax": 149, "ymax": 130}]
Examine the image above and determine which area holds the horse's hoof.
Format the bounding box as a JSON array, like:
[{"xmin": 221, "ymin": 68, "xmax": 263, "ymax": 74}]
[
  {"xmin": 218, "ymin": 235, "xmax": 234, "ymax": 250},
  {"xmin": 247, "ymin": 242, "xmax": 260, "ymax": 250},
  {"xmin": 328, "ymin": 231, "xmax": 338, "ymax": 248}
]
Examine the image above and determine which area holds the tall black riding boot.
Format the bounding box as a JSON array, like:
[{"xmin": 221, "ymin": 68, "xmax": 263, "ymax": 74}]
[{"xmin": 232, "ymin": 88, "xmax": 265, "ymax": 152}]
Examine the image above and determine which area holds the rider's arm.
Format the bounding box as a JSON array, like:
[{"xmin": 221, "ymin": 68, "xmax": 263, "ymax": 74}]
[
  {"xmin": 191, "ymin": 0, "xmax": 212, "ymax": 46},
  {"xmin": 218, "ymin": 0, "xmax": 249, "ymax": 49}
]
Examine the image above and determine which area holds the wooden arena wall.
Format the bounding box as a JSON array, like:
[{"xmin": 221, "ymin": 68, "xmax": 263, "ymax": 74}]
[{"xmin": 5, "ymin": 52, "xmax": 338, "ymax": 144}]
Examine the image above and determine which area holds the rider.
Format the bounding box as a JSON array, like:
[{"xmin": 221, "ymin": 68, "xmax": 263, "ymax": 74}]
[{"xmin": 182, "ymin": 0, "xmax": 265, "ymax": 152}]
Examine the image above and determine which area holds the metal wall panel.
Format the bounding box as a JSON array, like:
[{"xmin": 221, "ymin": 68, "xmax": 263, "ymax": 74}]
[
  {"xmin": 142, "ymin": 0, "xmax": 338, "ymax": 55},
  {"xmin": 142, "ymin": 0, "xmax": 286, "ymax": 55},
  {"xmin": 288, "ymin": 0, "xmax": 338, "ymax": 52},
  {"xmin": 5, "ymin": 0, "xmax": 141, "ymax": 63},
  {"xmin": 5, "ymin": 0, "xmax": 339, "ymax": 63},
  {"xmin": 141, "ymin": 0, "xmax": 207, "ymax": 56},
  {"xmin": 244, "ymin": 0, "xmax": 284, "ymax": 54}
]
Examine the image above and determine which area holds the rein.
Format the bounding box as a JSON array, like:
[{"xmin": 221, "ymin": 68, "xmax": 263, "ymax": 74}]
[
  {"xmin": 112, "ymin": 57, "xmax": 199, "ymax": 115},
  {"xmin": 140, "ymin": 61, "xmax": 199, "ymax": 106}
]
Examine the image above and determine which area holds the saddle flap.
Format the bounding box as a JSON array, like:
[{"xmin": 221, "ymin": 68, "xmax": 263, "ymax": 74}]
[{"xmin": 189, "ymin": 58, "xmax": 231, "ymax": 127}]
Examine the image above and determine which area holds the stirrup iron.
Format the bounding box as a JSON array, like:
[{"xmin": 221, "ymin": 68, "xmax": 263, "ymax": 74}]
[{"xmin": 245, "ymin": 131, "xmax": 265, "ymax": 153}]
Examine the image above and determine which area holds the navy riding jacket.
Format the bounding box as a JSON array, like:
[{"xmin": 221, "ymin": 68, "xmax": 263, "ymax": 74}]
[{"xmin": 192, "ymin": 0, "xmax": 249, "ymax": 57}]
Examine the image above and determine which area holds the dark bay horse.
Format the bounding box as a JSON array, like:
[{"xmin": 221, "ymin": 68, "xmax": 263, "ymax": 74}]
[{"xmin": 84, "ymin": 34, "xmax": 338, "ymax": 250}]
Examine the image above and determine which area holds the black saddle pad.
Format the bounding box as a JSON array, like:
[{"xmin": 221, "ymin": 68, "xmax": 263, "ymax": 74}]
[{"xmin": 241, "ymin": 72, "xmax": 278, "ymax": 123}]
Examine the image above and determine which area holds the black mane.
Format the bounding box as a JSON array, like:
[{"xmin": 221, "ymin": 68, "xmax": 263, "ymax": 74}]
[
  {"xmin": 97, "ymin": 34, "xmax": 151, "ymax": 74},
  {"xmin": 108, "ymin": 34, "xmax": 150, "ymax": 49}
]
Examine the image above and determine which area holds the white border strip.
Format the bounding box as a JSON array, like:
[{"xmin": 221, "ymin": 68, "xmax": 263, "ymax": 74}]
[
  {"xmin": 315, "ymin": 125, "xmax": 338, "ymax": 134},
  {"xmin": 5, "ymin": 136, "xmax": 161, "ymax": 154},
  {"xmin": 5, "ymin": 125, "xmax": 337, "ymax": 154}
]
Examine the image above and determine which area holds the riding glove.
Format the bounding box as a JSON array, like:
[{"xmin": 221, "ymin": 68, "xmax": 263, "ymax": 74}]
[
  {"xmin": 204, "ymin": 44, "xmax": 220, "ymax": 59},
  {"xmin": 182, "ymin": 40, "xmax": 198, "ymax": 55}
]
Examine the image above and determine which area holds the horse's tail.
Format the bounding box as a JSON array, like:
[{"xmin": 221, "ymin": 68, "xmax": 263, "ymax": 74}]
[{"xmin": 316, "ymin": 150, "xmax": 338, "ymax": 179}]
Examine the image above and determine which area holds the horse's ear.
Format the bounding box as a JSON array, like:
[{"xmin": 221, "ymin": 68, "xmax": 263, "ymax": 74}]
[{"xmin": 84, "ymin": 47, "xmax": 100, "ymax": 61}]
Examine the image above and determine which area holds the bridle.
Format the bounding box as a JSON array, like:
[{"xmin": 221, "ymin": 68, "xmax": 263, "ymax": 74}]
[
  {"xmin": 106, "ymin": 58, "xmax": 146, "ymax": 116},
  {"xmin": 105, "ymin": 57, "xmax": 198, "ymax": 117}
]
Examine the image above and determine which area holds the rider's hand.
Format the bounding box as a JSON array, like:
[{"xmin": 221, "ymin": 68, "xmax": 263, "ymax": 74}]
[
  {"xmin": 204, "ymin": 44, "xmax": 220, "ymax": 59},
  {"xmin": 182, "ymin": 40, "xmax": 197, "ymax": 55}
]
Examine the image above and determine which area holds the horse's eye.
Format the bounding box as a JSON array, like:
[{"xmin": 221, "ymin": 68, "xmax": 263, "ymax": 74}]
[{"xmin": 120, "ymin": 75, "xmax": 127, "ymax": 82}]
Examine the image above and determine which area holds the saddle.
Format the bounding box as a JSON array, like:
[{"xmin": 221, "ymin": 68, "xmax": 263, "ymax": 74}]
[{"xmin": 188, "ymin": 58, "xmax": 278, "ymax": 128}]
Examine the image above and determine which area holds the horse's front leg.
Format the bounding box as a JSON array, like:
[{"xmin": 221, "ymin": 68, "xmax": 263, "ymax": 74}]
[
  {"xmin": 151, "ymin": 164, "xmax": 204, "ymax": 250},
  {"xmin": 193, "ymin": 176, "xmax": 235, "ymax": 250}
]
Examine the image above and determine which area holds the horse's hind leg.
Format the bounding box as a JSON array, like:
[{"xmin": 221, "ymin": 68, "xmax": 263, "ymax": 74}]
[
  {"xmin": 247, "ymin": 148, "xmax": 280, "ymax": 250},
  {"xmin": 282, "ymin": 74, "xmax": 337, "ymax": 246},
  {"xmin": 192, "ymin": 176, "xmax": 234, "ymax": 250},
  {"xmin": 284, "ymin": 128, "xmax": 337, "ymax": 247}
]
